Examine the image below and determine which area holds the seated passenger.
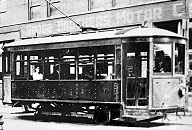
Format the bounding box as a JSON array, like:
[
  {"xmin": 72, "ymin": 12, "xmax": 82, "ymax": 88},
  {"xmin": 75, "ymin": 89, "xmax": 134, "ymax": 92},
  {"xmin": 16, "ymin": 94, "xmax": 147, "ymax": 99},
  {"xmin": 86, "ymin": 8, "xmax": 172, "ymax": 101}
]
[
  {"xmin": 175, "ymin": 61, "xmax": 183, "ymax": 73},
  {"xmin": 154, "ymin": 51, "xmax": 171, "ymax": 73},
  {"xmin": 33, "ymin": 66, "xmax": 43, "ymax": 80},
  {"xmin": 50, "ymin": 64, "xmax": 59, "ymax": 80},
  {"xmin": 84, "ymin": 70, "xmax": 94, "ymax": 80},
  {"xmin": 83, "ymin": 67, "xmax": 94, "ymax": 80},
  {"xmin": 96, "ymin": 69, "xmax": 106, "ymax": 79}
]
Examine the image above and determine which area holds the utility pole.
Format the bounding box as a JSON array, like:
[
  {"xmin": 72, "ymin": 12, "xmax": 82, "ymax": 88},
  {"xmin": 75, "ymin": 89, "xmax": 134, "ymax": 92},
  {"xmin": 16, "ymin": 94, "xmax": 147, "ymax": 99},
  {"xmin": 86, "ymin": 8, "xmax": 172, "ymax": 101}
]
[{"xmin": 184, "ymin": 0, "xmax": 190, "ymax": 111}]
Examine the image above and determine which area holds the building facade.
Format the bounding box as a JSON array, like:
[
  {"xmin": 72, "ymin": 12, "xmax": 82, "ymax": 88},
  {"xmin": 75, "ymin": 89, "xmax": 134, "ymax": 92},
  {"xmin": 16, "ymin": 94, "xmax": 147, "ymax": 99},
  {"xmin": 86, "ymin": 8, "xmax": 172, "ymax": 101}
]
[{"xmin": 0, "ymin": 0, "xmax": 191, "ymax": 99}]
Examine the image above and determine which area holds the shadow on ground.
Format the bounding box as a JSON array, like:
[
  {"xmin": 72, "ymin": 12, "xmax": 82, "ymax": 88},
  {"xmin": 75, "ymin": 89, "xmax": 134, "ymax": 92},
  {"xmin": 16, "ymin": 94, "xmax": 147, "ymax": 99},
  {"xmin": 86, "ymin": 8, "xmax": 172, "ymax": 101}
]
[
  {"xmin": 9, "ymin": 111, "xmax": 192, "ymax": 128},
  {"xmin": 13, "ymin": 113, "xmax": 168, "ymax": 128}
]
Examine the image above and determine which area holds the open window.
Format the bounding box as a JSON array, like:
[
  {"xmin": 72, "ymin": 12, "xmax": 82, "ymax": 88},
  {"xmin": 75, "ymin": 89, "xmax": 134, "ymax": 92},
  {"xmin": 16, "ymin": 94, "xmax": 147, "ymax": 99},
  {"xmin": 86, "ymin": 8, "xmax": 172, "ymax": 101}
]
[
  {"xmin": 60, "ymin": 49, "xmax": 76, "ymax": 79},
  {"xmin": 78, "ymin": 47, "xmax": 95, "ymax": 80},
  {"xmin": 13, "ymin": 45, "xmax": 116, "ymax": 81},
  {"xmin": 44, "ymin": 50, "xmax": 60, "ymax": 80},
  {"xmin": 29, "ymin": 51, "xmax": 44, "ymax": 80},
  {"xmin": 175, "ymin": 43, "xmax": 185, "ymax": 75},
  {"xmin": 153, "ymin": 43, "xmax": 172, "ymax": 74},
  {"xmin": 96, "ymin": 46, "xmax": 115, "ymax": 79}
]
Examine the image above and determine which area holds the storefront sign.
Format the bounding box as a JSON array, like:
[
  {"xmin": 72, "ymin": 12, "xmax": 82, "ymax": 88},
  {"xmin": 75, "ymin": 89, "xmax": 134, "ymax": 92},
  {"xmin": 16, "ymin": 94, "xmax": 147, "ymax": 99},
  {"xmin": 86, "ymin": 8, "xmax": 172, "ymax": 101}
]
[
  {"xmin": 22, "ymin": 2, "xmax": 185, "ymax": 38},
  {"xmin": 26, "ymin": 7, "xmax": 162, "ymax": 36}
]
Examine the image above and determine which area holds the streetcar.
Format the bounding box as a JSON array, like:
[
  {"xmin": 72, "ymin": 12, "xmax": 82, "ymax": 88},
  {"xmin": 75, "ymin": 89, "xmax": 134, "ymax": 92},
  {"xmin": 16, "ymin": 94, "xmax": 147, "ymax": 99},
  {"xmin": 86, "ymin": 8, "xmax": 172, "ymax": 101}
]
[{"xmin": 2, "ymin": 27, "xmax": 188, "ymax": 124}]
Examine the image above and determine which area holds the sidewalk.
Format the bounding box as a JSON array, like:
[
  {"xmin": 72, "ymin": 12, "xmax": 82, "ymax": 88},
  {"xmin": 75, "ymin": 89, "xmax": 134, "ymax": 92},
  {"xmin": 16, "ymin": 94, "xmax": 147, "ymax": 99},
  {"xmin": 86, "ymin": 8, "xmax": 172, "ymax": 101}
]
[{"xmin": 0, "ymin": 105, "xmax": 23, "ymax": 115}]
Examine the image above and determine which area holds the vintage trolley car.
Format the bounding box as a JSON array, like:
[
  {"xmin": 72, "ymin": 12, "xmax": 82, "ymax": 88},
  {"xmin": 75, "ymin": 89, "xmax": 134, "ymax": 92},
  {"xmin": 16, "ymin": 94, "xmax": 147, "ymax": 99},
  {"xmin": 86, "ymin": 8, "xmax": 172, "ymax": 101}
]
[{"xmin": 2, "ymin": 27, "xmax": 188, "ymax": 124}]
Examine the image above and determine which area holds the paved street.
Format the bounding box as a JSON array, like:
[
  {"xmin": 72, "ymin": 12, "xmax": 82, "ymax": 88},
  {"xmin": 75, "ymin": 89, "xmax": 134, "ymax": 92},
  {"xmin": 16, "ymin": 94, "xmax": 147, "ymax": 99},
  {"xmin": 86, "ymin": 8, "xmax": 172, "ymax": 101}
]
[{"xmin": 1, "ymin": 105, "xmax": 192, "ymax": 130}]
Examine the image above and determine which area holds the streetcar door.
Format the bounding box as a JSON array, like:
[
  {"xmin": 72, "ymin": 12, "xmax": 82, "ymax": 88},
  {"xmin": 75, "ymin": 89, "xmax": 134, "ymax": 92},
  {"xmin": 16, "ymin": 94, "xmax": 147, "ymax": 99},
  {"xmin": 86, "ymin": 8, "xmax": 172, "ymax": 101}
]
[{"xmin": 126, "ymin": 42, "xmax": 149, "ymax": 106}]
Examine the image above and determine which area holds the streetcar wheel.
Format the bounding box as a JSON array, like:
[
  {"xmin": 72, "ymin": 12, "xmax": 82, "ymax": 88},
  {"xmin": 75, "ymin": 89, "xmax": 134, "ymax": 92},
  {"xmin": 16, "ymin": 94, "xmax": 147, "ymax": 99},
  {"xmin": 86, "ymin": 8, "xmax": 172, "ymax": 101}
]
[
  {"xmin": 34, "ymin": 110, "xmax": 42, "ymax": 119},
  {"xmin": 93, "ymin": 106, "xmax": 111, "ymax": 125},
  {"xmin": 34, "ymin": 105, "xmax": 43, "ymax": 119}
]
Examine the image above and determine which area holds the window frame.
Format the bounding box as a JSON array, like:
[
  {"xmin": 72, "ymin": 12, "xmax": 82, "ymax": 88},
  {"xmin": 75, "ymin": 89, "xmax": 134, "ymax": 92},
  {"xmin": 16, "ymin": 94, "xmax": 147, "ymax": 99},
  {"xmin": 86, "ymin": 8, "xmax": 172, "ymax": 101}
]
[
  {"xmin": 153, "ymin": 43, "xmax": 172, "ymax": 75},
  {"xmin": 174, "ymin": 43, "xmax": 185, "ymax": 75},
  {"xmin": 0, "ymin": 11, "xmax": 6, "ymax": 25},
  {"xmin": 0, "ymin": 0, "xmax": 6, "ymax": 24},
  {"xmin": 29, "ymin": 51, "xmax": 44, "ymax": 80},
  {"xmin": 14, "ymin": 53, "xmax": 28, "ymax": 79},
  {"xmin": 88, "ymin": 0, "xmax": 113, "ymax": 11},
  {"xmin": 29, "ymin": 0, "xmax": 41, "ymax": 20},
  {"xmin": 47, "ymin": 0, "xmax": 61, "ymax": 17}
]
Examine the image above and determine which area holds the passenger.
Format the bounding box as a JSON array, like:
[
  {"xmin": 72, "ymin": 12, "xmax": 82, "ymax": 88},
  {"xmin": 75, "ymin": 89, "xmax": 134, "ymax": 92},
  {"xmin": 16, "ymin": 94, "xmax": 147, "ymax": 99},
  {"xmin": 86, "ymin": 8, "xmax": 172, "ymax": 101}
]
[
  {"xmin": 33, "ymin": 66, "xmax": 43, "ymax": 80},
  {"xmin": 175, "ymin": 61, "xmax": 183, "ymax": 73},
  {"xmin": 84, "ymin": 70, "xmax": 94, "ymax": 80},
  {"xmin": 50, "ymin": 64, "xmax": 59, "ymax": 80},
  {"xmin": 96, "ymin": 69, "xmax": 105, "ymax": 79},
  {"xmin": 84, "ymin": 68, "xmax": 94, "ymax": 80},
  {"xmin": 154, "ymin": 51, "xmax": 171, "ymax": 73}
]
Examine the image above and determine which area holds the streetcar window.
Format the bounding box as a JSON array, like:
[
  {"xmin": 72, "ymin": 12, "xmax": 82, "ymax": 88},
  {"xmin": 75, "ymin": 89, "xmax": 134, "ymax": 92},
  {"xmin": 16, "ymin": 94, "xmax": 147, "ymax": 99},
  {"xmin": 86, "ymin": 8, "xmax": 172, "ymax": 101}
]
[
  {"xmin": 77, "ymin": 46, "xmax": 115, "ymax": 80},
  {"xmin": 15, "ymin": 53, "xmax": 28, "ymax": 78},
  {"xmin": 61, "ymin": 49, "xmax": 76, "ymax": 79},
  {"xmin": 126, "ymin": 42, "xmax": 149, "ymax": 78},
  {"xmin": 13, "ymin": 46, "xmax": 115, "ymax": 80},
  {"xmin": 44, "ymin": 50, "xmax": 60, "ymax": 80},
  {"xmin": 29, "ymin": 51, "xmax": 43, "ymax": 80},
  {"xmin": 175, "ymin": 43, "xmax": 185, "ymax": 74},
  {"xmin": 78, "ymin": 47, "xmax": 94, "ymax": 80},
  {"xmin": 153, "ymin": 44, "xmax": 172, "ymax": 74},
  {"xmin": 96, "ymin": 46, "xmax": 115, "ymax": 79}
]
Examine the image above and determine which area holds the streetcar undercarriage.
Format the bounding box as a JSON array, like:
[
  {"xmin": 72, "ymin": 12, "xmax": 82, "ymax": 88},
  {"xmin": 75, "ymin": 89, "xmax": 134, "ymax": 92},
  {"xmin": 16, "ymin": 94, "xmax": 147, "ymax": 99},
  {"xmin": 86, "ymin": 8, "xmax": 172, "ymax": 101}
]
[{"xmin": 11, "ymin": 99, "xmax": 182, "ymax": 125}]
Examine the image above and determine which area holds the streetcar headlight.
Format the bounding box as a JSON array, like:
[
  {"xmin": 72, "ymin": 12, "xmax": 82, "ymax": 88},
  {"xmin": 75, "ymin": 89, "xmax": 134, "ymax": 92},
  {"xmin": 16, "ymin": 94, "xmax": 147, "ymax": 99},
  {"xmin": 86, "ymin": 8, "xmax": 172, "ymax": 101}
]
[{"xmin": 178, "ymin": 86, "xmax": 186, "ymax": 98}]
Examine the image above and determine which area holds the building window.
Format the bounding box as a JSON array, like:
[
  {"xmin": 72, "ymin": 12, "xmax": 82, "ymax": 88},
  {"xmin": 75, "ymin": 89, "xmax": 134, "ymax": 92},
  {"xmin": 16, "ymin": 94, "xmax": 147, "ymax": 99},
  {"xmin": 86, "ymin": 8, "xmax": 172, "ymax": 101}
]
[
  {"xmin": 0, "ymin": 12, "xmax": 6, "ymax": 24},
  {"xmin": 89, "ymin": 0, "xmax": 112, "ymax": 10},
  {"xmin": 114, "ymin": 0, "xmax": 130, "ymax": 7},
  {"xmin": 48, "ymin": 0, "xmax": 60, "ymax": 17},
  {"xmin": 0, "ymin": 0, "xmax": 6, "ymax": 24},
  {"xmin": 29, "ymin": 0, "xmax": 41, "ymax": 20},
  {"xmin": 114, "ymin": 0, "xmax": 170, "ymax": 7}
]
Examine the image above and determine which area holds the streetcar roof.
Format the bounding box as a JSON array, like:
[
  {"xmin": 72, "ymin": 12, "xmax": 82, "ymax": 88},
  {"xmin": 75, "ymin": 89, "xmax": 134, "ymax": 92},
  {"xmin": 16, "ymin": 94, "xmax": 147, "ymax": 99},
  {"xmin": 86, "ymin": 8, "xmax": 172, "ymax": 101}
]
[
  {"xmin": 5, "ymin": 27, "xmax": 184, "ymax": 47},
  {"xmin": 115, "ymin": 27, "xmax": 184, "ymax": 38}
]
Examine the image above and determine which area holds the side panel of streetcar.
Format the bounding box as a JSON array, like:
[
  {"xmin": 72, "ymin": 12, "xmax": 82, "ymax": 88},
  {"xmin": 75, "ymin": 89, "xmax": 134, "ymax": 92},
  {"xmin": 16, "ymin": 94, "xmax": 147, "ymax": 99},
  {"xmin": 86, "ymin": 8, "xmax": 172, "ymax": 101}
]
[{"xmin": 12, "ymin": 80, "xmax": 120, "ymax": 103}]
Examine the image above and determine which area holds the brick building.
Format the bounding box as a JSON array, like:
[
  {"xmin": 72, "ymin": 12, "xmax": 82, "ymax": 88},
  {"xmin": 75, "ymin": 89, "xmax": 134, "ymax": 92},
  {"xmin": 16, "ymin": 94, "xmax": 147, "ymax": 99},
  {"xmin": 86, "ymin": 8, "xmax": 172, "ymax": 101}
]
[{"xmin": 0, "ymin": 0, "xmax": 191, "ymax": 100}]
